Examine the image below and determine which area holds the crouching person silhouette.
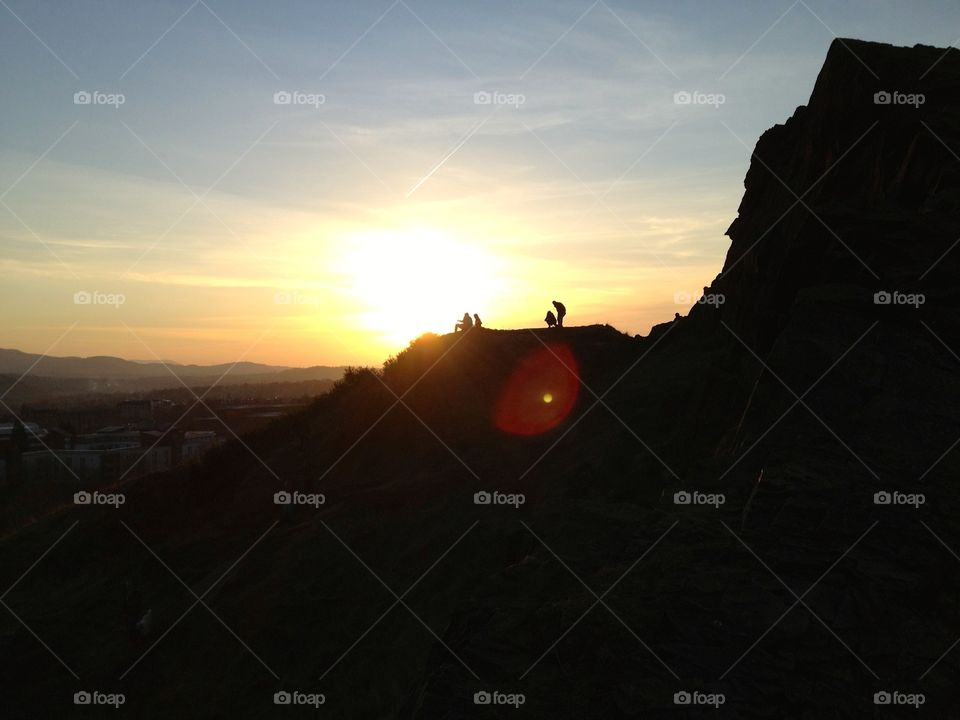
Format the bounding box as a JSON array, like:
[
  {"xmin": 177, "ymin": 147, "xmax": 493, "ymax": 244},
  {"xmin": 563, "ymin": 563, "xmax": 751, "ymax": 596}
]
[
  {"xmin": 455, "ymin": 312, "xmax": 474, "ymax": 333},
  {"xmin": 545, "ymin": 310, "xmax": 557, "ymax": 328}
]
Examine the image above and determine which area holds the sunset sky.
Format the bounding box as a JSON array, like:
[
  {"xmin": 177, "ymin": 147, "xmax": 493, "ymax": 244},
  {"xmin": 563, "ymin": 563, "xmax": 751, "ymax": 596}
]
[{"xmin": 1, "ymin": 0, "xmax": 956, "ymax": 366}]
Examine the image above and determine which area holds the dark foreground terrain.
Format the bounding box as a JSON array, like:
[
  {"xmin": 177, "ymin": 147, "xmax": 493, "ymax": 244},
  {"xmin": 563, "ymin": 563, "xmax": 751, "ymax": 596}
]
[{"xmin": 3, "ymin": 38, "xmax": 960, "ymax": 718}]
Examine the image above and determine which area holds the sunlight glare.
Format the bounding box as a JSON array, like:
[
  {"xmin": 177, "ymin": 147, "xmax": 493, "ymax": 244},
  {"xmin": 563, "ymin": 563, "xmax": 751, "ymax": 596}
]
[{"xmin": 337, "ymin": 227, "xmax": 500, "ymax": 347}]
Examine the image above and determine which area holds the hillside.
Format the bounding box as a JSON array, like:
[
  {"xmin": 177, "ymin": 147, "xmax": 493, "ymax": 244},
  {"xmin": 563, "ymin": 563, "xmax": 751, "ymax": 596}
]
[{"xmin": 3, "ymin": 38, "xmax": 960, "ymax": 718}]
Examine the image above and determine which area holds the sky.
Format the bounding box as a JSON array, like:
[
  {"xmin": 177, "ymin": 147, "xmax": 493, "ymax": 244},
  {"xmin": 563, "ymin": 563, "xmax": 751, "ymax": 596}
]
[{"xmin": 1, "ymin": 0, "xmax": 958, "ymax": 366}]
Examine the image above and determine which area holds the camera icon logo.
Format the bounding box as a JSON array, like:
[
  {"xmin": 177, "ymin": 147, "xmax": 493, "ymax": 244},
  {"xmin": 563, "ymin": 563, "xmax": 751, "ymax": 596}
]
[
  {"xmin": 73, "ymin": 91, "xmax": 92, "ymax": 105},
  {"xmin": 474, "ymin": 691, "xmax": 491, "ymax": 705},
  {"xmin": 273, "ymin": 91, "xmax": 292, "ymax": 105},
  {"xmin": 74, "ymin": 290, "xmax": 92, "ymax": 305},
  {"xmin": 673, "ymin": 90, "xmax": 692, "ymax": 105},
  {"xmin": 273, "ymin": 291, "xmax": 292, "ymax": 305},
  {"xmin": 274, "ymin": 690, "xmax": 292, "ymax": 705},
  {"xmin": 473, "ymin": 91, "xmax": 492, "ymax": 105},
  {"xmin": 274, "ymin": 491, "xmax": 292, "ymax": 505},
  {"xmin": 74, "ymin": 491, "xmax": 92, "ymax": 505},
  {"xmin": 873, "ymin": 491, "xmax": 891, "ymax": 505},
  {"xmin": 473, "ymin": 491, "xmax": 491, "ymax": 505},
  {"xmin": 873, "ymin": 290, "xmax": 891, "ymax": 305},
  {"xmin": 673, "ymin": 490, "xmax": 691, "ymax": 505},
  {"xmin": 873, "ymin": 91, "xmax": 891, "ymax": 105},
  {"xmin": 74, "ymin": 691, "xmax": 92, "ymax": 705},
  {"xmin": 674, "ymin": 690, "xmax": 692, "ymax": 705},
  {"xmin": 873, "ymin": 690, "xmax": 891, "ymax": 705}
]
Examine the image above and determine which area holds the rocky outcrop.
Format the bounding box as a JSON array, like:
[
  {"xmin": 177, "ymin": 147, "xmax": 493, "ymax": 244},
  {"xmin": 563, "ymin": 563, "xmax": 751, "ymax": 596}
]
[{"xmin": 694, "ymin": 39, "xmax": 960, "ymax": 351}]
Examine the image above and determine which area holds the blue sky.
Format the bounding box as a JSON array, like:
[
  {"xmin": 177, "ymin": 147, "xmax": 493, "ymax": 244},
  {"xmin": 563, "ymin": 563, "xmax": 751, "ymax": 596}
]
[{"xmin": 1, "ymin": 0, "xmax": 957, "ymax": 364}]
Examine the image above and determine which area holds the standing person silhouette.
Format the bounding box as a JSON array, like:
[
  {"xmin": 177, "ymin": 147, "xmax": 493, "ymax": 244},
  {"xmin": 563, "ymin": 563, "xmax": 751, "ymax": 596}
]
[{"xmin": 552, "ymin": 300, "xmax": 566, "ymax": 327}]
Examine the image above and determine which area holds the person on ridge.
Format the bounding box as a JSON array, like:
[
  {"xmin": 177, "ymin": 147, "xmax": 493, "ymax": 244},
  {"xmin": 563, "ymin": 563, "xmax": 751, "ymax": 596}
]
[
  {"xmin": 544, "ymin": 310, "xmax": 557, "ymax": 328},
  {"xmin": 455, "ymin": 312, "xmax": 473, "ymax": 333},
  {"xmin": 552, "ymin": 300, "xmax": 566, "ymax": 327},
  {"xmin": 473, "ymin": 314, "xmax": 483, "ymax": 329}
]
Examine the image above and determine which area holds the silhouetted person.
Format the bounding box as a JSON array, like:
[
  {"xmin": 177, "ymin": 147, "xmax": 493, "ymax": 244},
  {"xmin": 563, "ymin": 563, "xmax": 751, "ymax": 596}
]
[
  {"xmin": 545, "ymin": 310, "xmax": 557, "ymax": 328},
  {"xmin": 455, "ymin": 312, "xmax": 473, "ymax": 332},
  {"xmin": 552, "ymin": 300, "xmax": 566, "ymax": 327},
  {"xmin": 473, "ymin": 314, "xmax": 483, "ymax": 329}
]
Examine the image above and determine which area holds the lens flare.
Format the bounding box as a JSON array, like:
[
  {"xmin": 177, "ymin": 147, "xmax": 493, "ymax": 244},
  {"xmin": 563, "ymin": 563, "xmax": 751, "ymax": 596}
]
[{"xmin": 495, "ymin": 343, "xmax": 579, "ymax": 435}]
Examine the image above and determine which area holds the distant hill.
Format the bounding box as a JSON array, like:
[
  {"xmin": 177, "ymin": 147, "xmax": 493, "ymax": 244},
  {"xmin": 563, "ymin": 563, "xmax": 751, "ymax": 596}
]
[
  {"xmin": 0, "ymin": 349, "xmax": 347, "ymax": 404},
  {"xmin": 0, "ymin": 347, "xmax": 345, "ymax": 381}
]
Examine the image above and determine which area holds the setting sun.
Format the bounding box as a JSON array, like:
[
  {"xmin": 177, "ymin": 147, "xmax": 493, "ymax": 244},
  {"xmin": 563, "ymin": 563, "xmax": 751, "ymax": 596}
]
[{"xmin": 337, "ymin": 227, "xmax": 503, "ymax": 345}]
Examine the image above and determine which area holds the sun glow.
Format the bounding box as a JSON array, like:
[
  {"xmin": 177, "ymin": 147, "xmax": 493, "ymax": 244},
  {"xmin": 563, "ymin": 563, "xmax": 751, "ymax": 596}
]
[{"xmin": 337, "ymin": 228, "xmax": 502, "ymax": 347}]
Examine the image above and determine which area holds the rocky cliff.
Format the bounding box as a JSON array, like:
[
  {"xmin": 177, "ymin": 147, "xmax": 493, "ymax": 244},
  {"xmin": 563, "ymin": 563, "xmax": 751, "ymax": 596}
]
[{"xmin": 697, "ymin": 39, "xmax": 960, "ymax": 351}]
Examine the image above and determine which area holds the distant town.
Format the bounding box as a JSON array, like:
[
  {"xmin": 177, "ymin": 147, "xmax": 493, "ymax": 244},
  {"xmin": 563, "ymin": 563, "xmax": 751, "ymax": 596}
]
[
  {"xmin": 1, "ymin": 382, "xmax": 336, "ymax": 490},
  {"xmin": 0, "ymin": 350, "xmax": 345, "ymax": 521}
]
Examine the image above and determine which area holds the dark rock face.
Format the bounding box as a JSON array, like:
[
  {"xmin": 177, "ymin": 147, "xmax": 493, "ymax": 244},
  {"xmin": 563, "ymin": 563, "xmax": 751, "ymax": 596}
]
[
  {"xmin": 659, "ymin": 38, "xmax": 960, "ymax": 717},
  {"xmin": 697, "ymin": 39, "xmax": 960, "ymax": 354},
  {"xmin": 3, "ymin": 40, "xmax": 960, "ymax": 720},
  {"xmin": 682, "ymin": 39, "xmax": 960, "ymax": 483}
]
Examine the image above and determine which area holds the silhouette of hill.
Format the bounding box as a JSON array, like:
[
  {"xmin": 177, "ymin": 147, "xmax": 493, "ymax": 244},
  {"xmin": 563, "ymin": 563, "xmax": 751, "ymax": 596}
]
[
  {"xmin": 3, "ymin": 38, "xmax": 960, "ymax": 718},
  {"xmin": 0, "ymin": 349, "xmax": 347, "ymax": 403},
  {"xmin": 0, "ymin": 348, "xmax": 300, "ymax": 378}
]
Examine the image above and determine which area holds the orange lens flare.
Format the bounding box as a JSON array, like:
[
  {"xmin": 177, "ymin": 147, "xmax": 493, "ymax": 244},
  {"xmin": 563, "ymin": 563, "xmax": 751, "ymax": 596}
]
[{"xmin": 494, "ymin": 343, "xmax": 580, "ymax": 435}]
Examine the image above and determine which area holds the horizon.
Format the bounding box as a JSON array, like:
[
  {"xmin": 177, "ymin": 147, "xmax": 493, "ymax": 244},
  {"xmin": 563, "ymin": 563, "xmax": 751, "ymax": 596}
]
[{"xmin": 2, "ymin": 1, "xmax": 958, "ymax": 366}]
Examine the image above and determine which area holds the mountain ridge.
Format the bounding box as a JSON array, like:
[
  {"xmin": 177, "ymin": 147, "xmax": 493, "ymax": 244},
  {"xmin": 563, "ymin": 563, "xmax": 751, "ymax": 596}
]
[{"xmin": 0, "ymin": 347, "xmax": 347, "ymax": 380}]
